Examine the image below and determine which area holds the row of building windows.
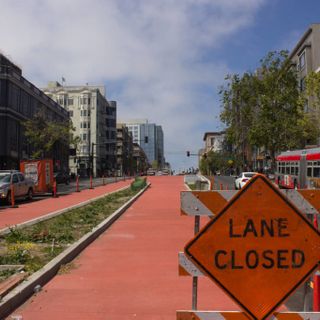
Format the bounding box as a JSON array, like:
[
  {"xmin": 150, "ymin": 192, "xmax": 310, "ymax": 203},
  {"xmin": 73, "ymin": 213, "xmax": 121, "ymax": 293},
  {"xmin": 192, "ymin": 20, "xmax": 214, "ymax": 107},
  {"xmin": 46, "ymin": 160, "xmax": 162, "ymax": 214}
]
[
  {"xmin": 80, "ymin": 110, "xmax": 91, "ymax": 117},
  {"xmin": 56, "ymin": 96, "xmax": 91, "ymax": 106},
  {"xmin": 80, "ymin": 133, "xmax": 89, "ymax": 141},
  {"xmin": 68, "ymin": 110, "xmax": 92, "ymax": 117},
  {"xmin": 80, "ymin": 122, "xmax": 90, "ymax": 129},
  {"xmin": 2, "ymin": 82, "xmax": 66, "ymax": 121}
]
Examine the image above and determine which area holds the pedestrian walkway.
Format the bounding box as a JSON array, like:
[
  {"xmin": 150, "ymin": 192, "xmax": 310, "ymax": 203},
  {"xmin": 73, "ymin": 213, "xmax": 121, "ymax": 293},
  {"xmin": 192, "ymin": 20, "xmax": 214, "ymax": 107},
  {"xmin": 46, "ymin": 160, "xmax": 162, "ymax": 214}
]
[
  {"xmin": 9, "ymin": 176, "xmax": 239, "ymax": 320},
  {"xmin": 0, "ymin": 179, "xmax": 133, "ymax": 231}
]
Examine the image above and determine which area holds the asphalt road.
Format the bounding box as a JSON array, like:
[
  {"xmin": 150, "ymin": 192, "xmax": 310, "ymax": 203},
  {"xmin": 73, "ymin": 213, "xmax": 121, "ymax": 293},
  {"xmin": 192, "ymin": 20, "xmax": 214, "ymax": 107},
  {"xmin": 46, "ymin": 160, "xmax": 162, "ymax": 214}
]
[
  {"xmin": 57, "ymin": 176, "xmax": 126, "ymax": 194},
  {"xmin": 0, "ymin": 176, "xmax": 131, "ymax": 208},
  {"xmin": 210, "ymin": 175, "xmax": 236, "ymax": 190}
]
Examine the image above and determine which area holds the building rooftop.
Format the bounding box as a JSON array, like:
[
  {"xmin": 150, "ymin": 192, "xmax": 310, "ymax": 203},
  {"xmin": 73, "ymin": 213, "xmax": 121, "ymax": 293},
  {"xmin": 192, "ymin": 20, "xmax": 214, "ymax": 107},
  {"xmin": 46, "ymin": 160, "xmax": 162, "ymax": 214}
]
[
  {"xmin": 203, "ymin": 131, "xmax": 226, "ymax": 141},
  {"xmin": 289, "ymin": 23, "xmax": 320, "ymax": 59},
  {"xmin": 45, "ymin": 81, "xmax": 106, "ymax": 97}
]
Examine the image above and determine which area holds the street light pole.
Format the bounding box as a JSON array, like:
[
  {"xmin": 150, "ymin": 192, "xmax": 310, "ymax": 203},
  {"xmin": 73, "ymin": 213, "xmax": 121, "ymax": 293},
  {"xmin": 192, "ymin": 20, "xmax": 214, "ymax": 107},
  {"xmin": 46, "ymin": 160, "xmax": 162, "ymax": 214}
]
[{"xmin": 89, "ymin": 142, "xmax": 95, "ymax": 177}]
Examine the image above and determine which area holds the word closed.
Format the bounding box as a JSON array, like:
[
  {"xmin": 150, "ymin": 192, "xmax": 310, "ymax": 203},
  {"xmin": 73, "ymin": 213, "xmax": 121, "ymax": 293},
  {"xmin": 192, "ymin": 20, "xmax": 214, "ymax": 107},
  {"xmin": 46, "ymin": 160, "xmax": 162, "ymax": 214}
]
[{"xmin": 213, "ymin": 218, "xmax": 305, "ymax": 270}]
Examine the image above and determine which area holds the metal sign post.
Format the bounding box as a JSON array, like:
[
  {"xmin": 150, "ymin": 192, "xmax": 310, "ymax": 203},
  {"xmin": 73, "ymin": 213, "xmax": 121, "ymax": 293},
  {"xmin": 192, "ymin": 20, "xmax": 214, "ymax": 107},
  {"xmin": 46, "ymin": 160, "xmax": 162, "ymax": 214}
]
[{"xmin": 192, "ymin": 215, "xmax": 200, "ymax": 310}]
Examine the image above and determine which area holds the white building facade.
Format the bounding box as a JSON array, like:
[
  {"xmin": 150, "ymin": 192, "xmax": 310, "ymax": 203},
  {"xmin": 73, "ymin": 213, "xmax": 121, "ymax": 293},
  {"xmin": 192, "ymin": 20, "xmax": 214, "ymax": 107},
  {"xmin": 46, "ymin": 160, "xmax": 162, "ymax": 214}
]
[{"xmin": 43, "ymin": 82, "xmax": 117, "ymax": 177}]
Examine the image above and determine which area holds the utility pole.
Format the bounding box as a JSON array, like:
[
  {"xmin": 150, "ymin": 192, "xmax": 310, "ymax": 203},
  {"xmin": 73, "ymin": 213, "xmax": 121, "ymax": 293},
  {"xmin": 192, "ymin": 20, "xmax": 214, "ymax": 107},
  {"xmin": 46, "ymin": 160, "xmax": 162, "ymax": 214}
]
[{"xmin": 90, "ymin": 142, "xmax": 94, "ymax": 177}]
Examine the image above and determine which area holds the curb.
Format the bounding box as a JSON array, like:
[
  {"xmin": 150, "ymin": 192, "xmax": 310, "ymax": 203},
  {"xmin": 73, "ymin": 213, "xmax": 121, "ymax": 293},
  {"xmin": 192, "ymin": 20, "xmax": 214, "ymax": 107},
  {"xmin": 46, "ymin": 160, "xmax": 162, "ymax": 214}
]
[
  {"xmin": 0, "ymin": 184, "xmax": 131, "ymax": 236},
  {"xmin": 0, "ymin": 183, "xmax": 150, "ymax": 319}
]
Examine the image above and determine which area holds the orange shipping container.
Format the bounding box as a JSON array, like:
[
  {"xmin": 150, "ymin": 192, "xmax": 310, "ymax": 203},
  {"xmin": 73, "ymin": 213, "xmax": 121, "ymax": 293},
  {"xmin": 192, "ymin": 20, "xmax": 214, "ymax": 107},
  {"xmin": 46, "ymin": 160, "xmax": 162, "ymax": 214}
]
[{"xmin": 20, "ymin": 159, "xmax": 54, "ymax": 193}]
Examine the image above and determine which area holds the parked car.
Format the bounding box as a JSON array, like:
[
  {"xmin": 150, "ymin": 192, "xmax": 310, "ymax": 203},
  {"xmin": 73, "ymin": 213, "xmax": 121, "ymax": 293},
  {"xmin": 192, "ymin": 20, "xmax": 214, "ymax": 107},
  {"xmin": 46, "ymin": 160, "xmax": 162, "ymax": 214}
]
[
  {"xmin": 234, "ymin": 172, "xmax": 257, "ymax": 190},
  {"xmin": 54, "ymin": 172, "xmax": 70, "ymax": 184},
  {"xmin": 0, "ymin": 170, "xmax": 35, "ymax": 203},
  {"xmin": 147, "ymin": 169, "xmax": 156, "ymax": 176}
]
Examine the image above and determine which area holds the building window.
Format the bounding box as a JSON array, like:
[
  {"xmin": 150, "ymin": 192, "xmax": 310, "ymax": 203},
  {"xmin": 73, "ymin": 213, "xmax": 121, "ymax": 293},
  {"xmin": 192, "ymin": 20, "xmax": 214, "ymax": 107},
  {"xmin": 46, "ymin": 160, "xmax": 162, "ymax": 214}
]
[
  {"xmin": 299, "ymin": 52, "xmax": 306, "ymax": 70},
  {"xmin": 68, "ymin": 98, "xmax": 74, "ymax": 106},
  {"xmin": 80, "ymin": 110, "xmax": 88, "ymax": 117},
  {"xmin": 300, "ymin": 77, "xmax": 306, "ymax": 92},
  {"xmin": 57, "ymin": 96, "xmax": 66, "ymax": 106},
  {"xmin": 69, "ymin": 110, "xmax": 73, "ymax": 117},
  {"xmin": 80, "ymin": 97, "xmax": 91, "ymax": 105}
]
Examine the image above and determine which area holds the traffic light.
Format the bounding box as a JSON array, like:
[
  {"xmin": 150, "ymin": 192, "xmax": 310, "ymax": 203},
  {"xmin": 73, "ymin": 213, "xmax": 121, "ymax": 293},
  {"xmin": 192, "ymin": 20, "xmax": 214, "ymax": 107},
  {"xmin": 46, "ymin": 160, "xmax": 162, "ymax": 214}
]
[
  {"xmin": 144, "ymin": 136, "xmax": 148, "ymax": 143},
  {"xmin": 187, "ymin": 151, "xmax": 190, "ymax": 157}
]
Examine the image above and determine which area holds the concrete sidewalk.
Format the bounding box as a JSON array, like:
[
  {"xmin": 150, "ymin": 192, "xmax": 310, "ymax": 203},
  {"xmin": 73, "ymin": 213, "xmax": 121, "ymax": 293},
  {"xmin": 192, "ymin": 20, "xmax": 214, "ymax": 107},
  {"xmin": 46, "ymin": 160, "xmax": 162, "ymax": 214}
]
[
  {"xmin": 0, "ymin": 179, "xmax": 133, "ymax": 231},
  {"xmin": 8, "ymin": 176, "xmax": 239, "ymax": 320}
]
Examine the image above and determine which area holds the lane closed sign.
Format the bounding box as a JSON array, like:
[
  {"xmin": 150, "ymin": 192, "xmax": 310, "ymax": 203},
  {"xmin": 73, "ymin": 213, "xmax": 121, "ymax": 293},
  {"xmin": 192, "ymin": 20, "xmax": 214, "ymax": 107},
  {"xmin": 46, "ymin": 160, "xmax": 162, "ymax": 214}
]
[{"xmin": 185, "ymin": 174, "xmax": 320, "ymax": 320}]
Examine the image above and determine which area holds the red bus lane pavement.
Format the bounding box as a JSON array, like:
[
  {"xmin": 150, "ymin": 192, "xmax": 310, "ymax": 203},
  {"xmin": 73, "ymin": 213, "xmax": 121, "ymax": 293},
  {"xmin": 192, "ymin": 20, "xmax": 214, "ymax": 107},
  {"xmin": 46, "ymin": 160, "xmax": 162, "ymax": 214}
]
[
  {"xmin": 0, "ymin": 180, "xmax": 133, "ymax": 231},
  {"xmin": 9, "ymin": 176, "xmax": 240, "ymax": 320}
]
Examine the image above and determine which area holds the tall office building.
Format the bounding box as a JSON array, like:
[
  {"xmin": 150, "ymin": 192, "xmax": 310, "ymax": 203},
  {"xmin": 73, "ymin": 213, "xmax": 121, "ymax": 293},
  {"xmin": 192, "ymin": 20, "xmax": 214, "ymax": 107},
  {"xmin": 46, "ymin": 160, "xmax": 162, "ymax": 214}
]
[
  {"xmin": 43, "ymin": 82, "xmax": 117, "ymax": 177},
  {"xmin": 156, "ymin": 125, "xmax": 165, "ymax": 168},
  {"xmin": 0, "ymin": 54, "xmax": 69, "ymax": 170},
  {"xmin": 122, "ymin": 119, "xmax": 165, "ymax": 168}
]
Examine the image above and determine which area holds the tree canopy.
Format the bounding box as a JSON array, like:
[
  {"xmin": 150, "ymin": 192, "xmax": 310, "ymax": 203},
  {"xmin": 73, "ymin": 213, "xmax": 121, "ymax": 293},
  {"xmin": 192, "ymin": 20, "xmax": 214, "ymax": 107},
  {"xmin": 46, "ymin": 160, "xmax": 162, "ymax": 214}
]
[
  {"xmin": 199, "ymin": 151, "xmax": 240, "ymax": 176},
  {"xmin": 23, "ymin": 109, "xmax": 79, "ymax": 159},
  {"xmin": 219, "ymin": 50, "xmax": 315, "ymax": 169}
]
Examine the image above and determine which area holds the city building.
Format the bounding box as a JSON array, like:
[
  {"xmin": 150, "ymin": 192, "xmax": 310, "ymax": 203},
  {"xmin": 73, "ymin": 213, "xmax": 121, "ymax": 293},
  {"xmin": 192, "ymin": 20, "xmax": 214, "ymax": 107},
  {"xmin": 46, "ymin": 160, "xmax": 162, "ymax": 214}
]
[
  {"xmin": 289, "ymin": 23, "xmax": 320, "ymax": 147},
  {"xmin": 43, "ymin": 82, "xmax": 117, "ymax": 177},
  {"xmin": 289, "ymin": 23, "xmax": 320, "ymax": 100},
  {"xmin": 116, "ymin": 123, "xmax": 133, "ymax": 176},
  {"xmin": 122, "ymin": 119, "xmax": 165, "ymax": 169},
  {"xmin": 0, "ymin": 54, "xmax": 69, "ymax": 170},
  {"xmin": 132, "ymin": 143, "xmax": 149, "ymax": 175},
  {"xmin": 156, "ymin": 125, "xmax": 165, "ymax": 168},
  {"xmin": 203, "ymin": 131, "xmax": 226, "ymax": 154}
]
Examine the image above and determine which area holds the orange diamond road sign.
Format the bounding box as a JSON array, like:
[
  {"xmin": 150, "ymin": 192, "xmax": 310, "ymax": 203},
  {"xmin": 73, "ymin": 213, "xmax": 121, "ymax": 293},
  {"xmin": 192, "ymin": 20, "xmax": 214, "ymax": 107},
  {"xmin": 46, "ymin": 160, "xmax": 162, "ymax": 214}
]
[{"xmin": 185, "ymin": 174, "xmax": 320, "ymax": 320}]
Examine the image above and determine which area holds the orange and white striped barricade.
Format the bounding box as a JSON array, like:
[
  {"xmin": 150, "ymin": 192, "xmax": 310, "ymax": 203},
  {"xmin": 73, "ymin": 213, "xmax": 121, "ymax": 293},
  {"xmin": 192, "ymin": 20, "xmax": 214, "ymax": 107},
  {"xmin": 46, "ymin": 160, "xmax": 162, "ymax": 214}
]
[
  {"xmin": 176, "ymin": 311, "xmax": 320, "ymax": 320},
  {"xmin": 179, "ymin": 176, "xmax": 320, "ymax": 318}
]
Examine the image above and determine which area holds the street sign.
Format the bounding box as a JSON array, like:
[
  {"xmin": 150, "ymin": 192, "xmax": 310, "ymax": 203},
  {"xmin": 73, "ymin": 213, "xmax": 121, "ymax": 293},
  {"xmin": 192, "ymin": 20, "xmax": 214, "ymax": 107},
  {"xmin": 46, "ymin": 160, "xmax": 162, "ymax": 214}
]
[{"xmin": 184, "ymin": 174, "xmax": 320, "ymax": 320}]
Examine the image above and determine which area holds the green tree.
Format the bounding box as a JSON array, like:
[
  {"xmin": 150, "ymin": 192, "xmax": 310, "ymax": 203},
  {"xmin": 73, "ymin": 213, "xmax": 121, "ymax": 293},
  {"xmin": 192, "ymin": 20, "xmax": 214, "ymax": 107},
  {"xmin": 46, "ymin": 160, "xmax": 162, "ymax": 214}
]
[
  {"xmin": 220, "ymin": 72, "xmax": 258, "ymax": 168},
  {"xmin": 199, "ymin": 151, "xmax": 240, "ymax": 175},
  {"xmin": 249, "ymin": 51, "xmax": 304, "ymax": 167},
  {"xmin": 220, "ymin": 50, "xmax": 311, "ymax": 170},
  {"xmin": 151, "ymin": 160, "xmax": 158, "ymax": 170},
  {"xmin": 23, "ymin": 109, "xmax": 78, "ymax": 159}
]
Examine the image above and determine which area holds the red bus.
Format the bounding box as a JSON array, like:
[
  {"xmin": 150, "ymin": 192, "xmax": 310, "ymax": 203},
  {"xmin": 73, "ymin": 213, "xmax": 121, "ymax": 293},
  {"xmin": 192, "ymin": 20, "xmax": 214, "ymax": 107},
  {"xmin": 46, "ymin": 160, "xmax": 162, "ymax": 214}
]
[{"xmin": 276, "ymin": 147, "xmax": 320, "ymax": 189}]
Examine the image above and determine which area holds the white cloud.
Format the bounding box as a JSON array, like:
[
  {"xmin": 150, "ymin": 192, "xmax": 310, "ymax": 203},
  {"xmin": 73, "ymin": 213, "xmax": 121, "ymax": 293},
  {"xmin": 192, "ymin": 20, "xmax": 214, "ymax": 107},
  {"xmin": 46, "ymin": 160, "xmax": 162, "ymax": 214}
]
[{"xmin": 0, "ymin": 0, "xmax": 265, "ymax": 170}]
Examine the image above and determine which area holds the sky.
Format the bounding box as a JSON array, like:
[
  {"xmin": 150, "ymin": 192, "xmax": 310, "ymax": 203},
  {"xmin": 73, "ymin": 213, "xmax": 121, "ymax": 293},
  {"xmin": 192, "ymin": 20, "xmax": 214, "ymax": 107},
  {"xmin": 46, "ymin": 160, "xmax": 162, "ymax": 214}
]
[{"xmin": 0, "ymin": 0, "xmax": 320, "ymax": 172}]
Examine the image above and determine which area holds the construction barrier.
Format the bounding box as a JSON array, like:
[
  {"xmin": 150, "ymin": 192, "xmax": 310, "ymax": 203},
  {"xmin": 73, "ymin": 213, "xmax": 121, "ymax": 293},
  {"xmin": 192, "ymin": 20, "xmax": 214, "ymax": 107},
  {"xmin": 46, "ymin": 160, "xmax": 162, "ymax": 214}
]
[
  {"xmin": 177, "ymin": 311, "xmax": 320, "ymax": 320},
  {"xmin": 179, "ymin": 186, "xmax": 320, "ymax": 318},
  {"xmin": 10, "ymin": 182, "xmax": 17, "ymax": 208}
]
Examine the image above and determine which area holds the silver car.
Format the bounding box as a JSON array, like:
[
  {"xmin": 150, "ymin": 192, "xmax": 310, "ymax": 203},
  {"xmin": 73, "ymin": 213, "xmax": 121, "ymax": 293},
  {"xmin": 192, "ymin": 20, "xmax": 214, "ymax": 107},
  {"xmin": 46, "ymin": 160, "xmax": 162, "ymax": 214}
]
[{"xmin": 0, "ymin": 171, "xmax": 35, "ymax": 203}]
